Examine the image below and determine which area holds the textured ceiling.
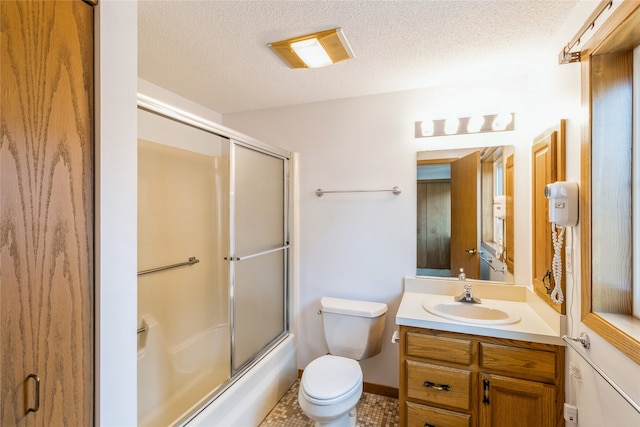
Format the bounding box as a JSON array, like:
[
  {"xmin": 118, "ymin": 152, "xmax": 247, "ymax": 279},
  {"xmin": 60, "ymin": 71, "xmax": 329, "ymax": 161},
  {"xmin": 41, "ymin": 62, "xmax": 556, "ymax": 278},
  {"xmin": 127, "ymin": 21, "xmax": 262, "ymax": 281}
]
[{"xmin": 138, "ymin": 0, "xmax": 582, "ymax": 114}]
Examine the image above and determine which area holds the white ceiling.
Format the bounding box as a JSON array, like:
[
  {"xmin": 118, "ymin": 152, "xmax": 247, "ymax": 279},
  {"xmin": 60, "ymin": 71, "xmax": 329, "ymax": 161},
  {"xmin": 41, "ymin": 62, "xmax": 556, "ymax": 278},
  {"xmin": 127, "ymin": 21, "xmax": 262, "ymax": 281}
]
[{"xmin": 138, "ymin": 0, "xmax": 582, "ymax": 115}]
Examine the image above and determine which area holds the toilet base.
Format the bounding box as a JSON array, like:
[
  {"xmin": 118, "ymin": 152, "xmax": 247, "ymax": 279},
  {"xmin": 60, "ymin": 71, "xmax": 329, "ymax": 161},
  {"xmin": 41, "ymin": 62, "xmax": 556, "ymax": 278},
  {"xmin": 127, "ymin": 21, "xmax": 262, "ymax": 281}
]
[{"xmin": 311, "ymin": 407, "xmax": 357, "ymax": 427}]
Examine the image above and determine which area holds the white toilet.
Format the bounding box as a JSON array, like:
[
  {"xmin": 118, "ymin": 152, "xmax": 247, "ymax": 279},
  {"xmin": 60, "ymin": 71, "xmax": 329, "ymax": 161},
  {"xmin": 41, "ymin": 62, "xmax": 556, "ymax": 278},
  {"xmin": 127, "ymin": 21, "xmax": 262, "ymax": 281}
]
[{"xmin": 298, "ymin": 297, "xmax": 388, "ymax": 427}]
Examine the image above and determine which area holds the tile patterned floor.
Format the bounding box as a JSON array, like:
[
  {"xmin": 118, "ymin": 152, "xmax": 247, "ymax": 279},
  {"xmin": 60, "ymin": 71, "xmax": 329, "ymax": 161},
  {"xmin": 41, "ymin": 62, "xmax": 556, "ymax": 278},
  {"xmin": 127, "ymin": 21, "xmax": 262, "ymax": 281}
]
[{"xmin": 260, "ymin": 380, "xmax": 399, "ymax": 427}]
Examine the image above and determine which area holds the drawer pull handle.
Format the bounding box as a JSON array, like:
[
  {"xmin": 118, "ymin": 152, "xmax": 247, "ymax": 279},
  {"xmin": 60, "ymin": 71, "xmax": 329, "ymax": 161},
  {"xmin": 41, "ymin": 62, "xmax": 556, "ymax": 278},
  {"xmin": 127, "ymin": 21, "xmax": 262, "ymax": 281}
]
[
  {"xmin": 483, "ymin": 379, "xmax": 490, "ymax": 405},
  {"xmin": 423, "ymin": 381, "xmax": 451, "ymax": 391},
  {"xmin": 424, "ymin": 424, "xmax": 436, "ymax": 427},
  {"xmin": 26, "ymin": 374, "xmax": 40, "ymax": 413}
]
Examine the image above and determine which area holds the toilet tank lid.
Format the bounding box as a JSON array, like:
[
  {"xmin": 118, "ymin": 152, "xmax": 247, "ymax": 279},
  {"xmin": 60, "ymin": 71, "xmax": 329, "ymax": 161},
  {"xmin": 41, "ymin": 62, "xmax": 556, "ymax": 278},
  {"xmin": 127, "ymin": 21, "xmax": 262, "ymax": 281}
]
[{"xmin": 321, "ymin": 297, "xmax": 388, "ymax": 318}]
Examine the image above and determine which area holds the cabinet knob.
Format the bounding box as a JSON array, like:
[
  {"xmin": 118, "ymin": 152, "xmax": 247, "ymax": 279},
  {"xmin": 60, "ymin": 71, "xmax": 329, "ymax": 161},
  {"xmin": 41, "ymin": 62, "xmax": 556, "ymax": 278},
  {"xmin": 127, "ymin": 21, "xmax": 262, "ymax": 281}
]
[
  {"xmin": 26, "ymin": 374, "xmax": 40, "ymax": 413},
  {"xmin": 423, "ymin": 381, "xmax": 451, "ymax": 391},
  {"xmin": 424, "ymin": 424, "xmax": 436, "ymax": 427}
]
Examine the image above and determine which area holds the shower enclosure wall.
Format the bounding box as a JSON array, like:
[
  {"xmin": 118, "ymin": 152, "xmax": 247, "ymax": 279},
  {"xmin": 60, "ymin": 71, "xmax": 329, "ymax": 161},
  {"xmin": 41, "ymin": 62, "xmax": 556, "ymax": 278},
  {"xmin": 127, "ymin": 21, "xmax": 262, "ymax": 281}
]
[{"xmin": 137, "ymin": 96, "xmax": 294, "ymax": 426}]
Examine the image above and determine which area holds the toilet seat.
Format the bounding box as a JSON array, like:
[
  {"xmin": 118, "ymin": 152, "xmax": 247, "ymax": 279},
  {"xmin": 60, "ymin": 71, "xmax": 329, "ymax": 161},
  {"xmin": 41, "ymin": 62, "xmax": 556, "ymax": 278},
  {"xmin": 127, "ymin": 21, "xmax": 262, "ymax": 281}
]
[{"xmin": 301, "ymin": 355, "xmax": 362, "ymax": 405}]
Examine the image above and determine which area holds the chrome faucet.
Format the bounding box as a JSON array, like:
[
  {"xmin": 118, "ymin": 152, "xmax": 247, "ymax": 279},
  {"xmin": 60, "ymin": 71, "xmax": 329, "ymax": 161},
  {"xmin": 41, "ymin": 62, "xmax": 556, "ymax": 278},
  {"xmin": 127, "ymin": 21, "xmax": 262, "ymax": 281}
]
[{"xmin": 454, "ymin": 268, "xmax": 481, "ymax": 303}]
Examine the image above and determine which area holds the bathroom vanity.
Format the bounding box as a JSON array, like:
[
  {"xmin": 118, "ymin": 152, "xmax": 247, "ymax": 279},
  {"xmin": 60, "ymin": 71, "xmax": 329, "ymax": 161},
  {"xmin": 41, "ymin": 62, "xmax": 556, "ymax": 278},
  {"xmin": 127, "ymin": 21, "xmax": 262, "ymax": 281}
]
[{"xmin": 396, "ymin": 277, "xmax": 566, "ymax": 427}]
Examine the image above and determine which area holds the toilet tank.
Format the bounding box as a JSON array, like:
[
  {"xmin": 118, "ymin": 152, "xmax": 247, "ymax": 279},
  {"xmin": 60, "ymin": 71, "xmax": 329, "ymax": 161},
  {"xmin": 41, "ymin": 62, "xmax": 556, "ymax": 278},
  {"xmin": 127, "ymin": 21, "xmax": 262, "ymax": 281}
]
[{"xmin": 320, "ymin": 297, "xmax": 388, "ymax": 360}]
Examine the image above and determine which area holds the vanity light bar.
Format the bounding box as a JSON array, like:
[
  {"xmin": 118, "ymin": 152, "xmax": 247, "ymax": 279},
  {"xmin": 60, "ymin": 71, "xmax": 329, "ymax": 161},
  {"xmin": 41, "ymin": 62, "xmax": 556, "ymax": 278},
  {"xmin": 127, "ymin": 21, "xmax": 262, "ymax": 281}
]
[{"xmin": 415, "ymin": 113, "xmax": 515, "ymax": 138}]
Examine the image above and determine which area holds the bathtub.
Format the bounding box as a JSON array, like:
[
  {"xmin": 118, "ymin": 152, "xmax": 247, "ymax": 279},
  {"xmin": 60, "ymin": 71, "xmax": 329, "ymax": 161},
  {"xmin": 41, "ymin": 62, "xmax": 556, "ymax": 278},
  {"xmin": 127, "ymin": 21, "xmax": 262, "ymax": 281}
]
[
  {"xmin": 138, "ymin": 316, "xmax": 297, "ymax": 427},
  {"xmin": 183, "ymin": 334, "xmax": 297, "ymax": 426}
]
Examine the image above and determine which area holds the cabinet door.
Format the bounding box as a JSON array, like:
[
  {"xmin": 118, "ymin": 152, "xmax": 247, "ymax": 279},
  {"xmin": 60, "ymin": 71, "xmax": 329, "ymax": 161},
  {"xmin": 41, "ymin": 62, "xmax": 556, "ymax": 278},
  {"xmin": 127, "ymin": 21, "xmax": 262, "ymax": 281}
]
[
  {"xmin": 531, "ymin": 121, "xmax": 565, "ymax": 314},
  {"xmin": 0, "ymin": 1, "xmax": 94, "ymax": 425},
  {"xmin": 479, "ymin": 374, "xmax": 555, "ymax": 427}
]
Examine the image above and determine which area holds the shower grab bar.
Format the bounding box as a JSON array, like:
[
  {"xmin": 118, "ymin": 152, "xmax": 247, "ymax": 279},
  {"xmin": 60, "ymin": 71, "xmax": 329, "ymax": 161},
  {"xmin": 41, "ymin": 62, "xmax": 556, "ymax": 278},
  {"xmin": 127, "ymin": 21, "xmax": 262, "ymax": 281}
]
[
  {"xmin": 225, "ymin": 245, "xmax": 290, "ymax": 262},
  {"xmin": 315, "ymin": 186, "xmax": 401, "ymax": 197},
  {"xmin": 137, "ymin": 256, "xmax": 200, "ymax": 276},
  {"xmin": 562, "ymin": 334, "xmax": 640, "ymax": 414}
]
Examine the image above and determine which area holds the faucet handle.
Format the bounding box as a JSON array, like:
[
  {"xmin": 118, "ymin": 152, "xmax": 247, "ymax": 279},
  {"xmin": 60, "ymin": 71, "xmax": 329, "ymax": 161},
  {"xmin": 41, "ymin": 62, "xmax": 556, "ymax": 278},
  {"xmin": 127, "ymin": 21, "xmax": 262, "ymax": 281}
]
[{"xmin": 458, "ymin": 268, "xmax": 466, "ymax": 281}]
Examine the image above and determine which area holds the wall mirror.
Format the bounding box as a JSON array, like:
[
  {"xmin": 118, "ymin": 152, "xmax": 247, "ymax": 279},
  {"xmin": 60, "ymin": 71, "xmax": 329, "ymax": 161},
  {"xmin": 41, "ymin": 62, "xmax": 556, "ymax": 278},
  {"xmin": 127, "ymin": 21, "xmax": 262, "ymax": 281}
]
[{"xmin": 417, "ymin": 146, "xmax": 515, "ymax": 283}]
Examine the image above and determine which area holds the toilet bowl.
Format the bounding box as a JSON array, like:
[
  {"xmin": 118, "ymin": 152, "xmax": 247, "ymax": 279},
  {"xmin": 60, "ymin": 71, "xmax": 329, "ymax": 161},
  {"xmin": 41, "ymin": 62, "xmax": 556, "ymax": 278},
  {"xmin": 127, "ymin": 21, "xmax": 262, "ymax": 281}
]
[
  {"xmin": 298, "ymin": 355, "xmax": 362, "ymax": 426},
  {"xmin": 298, "ymin": 297, "xmax": 388, "ymax": 427}
]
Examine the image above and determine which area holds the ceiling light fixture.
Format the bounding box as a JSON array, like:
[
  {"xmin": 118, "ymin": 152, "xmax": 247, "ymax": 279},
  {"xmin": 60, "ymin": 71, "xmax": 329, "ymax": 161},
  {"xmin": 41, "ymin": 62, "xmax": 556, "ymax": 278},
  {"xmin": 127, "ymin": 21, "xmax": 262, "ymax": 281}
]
[
  {"xmin": 415, "ymin": 113, "xmax": 515, "ymax": 138},
  {"xmin": 268, "ymin": 28, "xmax": 354, "ymax": 69}
]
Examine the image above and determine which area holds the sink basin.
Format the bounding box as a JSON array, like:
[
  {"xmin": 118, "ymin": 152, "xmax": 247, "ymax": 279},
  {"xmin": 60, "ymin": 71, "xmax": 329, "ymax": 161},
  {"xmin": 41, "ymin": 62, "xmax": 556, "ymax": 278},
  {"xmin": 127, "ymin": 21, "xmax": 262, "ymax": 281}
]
[{"xmin": 423, "ymin": 296, "xmax": 521, "ymax": 325}]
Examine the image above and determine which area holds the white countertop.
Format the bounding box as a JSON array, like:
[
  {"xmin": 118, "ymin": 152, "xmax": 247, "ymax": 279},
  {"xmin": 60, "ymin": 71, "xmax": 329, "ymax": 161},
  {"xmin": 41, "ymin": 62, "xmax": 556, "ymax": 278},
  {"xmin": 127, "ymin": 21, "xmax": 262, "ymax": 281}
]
[{"xmin": 396, "ymin": 276, "xmax": 567, "ymax": 346}]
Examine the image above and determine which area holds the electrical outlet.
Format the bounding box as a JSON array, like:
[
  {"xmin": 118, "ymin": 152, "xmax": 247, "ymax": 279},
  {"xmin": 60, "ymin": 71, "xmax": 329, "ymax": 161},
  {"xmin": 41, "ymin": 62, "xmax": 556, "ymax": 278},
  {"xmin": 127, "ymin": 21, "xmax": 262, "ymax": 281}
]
[{"xmin": 564, "ymin": 403, "xmax": 578, "ymax": 423}]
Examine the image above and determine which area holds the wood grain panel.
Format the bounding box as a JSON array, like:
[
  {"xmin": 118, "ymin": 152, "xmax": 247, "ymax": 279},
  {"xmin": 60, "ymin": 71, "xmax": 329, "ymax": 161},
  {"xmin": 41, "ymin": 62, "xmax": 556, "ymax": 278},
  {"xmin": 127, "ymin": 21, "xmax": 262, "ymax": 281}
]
[
  {"xmin": 417, "ymin": 181, "xmax": 451, "ymax": 270},
  {"xmin": 590, "ymin": 51, "xmax": 633, "ymax": 314},
  {"xmin": 417, "ymin": 181, "xmax": 429, "ymax": 268},
  {"xmin": 406, "ymin": 401, "xmax": 471, "ymax": 427},
  {"xmin": 426, "ymin": 182, "xmax": 451, "ymax": 269},
  {"xmin": 406, "ymin": 332, "xmax": 471, "ymax": 365},
  {"xmin": 479, "ymin": 343, "xmax": 556, "ymax": 384},
  {"xmin": 481, "ymin": 161, "xmax": 494, "ymax": 244},
  {"xmin": 505, "ymin": 154, "xmax": 514, "ymax": 273},
  {"xmin": 580, "ymin": 0, "xmax": 640, "ymax": 366},
  {"xmin": 1, "ymin": 1, "xmax": 94, "ymax": 424},
  {"xmin": 451, "ymin": 152, "xmax": 480, "ymax": 279},
  {"xmin": 531, "ymin": 125, "xmax": 567, "ymax": 315},
  {"xmin": 478, "ymin": 373, "xmax": 555, "ymax": 427},
  {"xmin": 406, "ymin": 360, "xmax": 471, "ymax": 410}
]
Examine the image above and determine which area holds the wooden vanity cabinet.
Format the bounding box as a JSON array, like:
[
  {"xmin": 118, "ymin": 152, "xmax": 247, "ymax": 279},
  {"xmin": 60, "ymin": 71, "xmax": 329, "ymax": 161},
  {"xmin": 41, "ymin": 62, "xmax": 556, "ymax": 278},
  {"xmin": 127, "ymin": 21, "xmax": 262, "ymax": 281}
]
[{"xmin": 399, "ymin": 326, "xmax": 565, "ymax": 427}]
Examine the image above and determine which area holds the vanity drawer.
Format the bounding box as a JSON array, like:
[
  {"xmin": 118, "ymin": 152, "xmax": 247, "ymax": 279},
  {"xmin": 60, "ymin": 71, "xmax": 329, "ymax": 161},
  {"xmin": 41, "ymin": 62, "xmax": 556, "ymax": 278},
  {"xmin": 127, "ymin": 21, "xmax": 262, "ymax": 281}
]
[
  {"xmin": 406, "ymin": 360, "xmax": 471, "ymax": 410},
  {"xmin": 406, "ymin": 401, "xmax": 471, "ymax": 427},
  {"xmin": 480, "ymin": 342, "xmax": 557, "ymax": 383},
  {"xmin": 406, "ymin": 331, "xmax": 472, "ymax": 365}
]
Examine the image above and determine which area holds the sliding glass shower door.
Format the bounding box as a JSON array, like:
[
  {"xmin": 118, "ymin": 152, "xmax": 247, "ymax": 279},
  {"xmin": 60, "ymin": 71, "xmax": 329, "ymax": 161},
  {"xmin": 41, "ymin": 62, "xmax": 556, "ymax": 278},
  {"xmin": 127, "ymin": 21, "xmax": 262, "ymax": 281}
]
[
  {"xmin": 230, "ymin": 143, "xmax": 289, "ymax": 371},
  {"xmin": 137, "ymin": 98, "xmax": 291, "ymax": 426}
]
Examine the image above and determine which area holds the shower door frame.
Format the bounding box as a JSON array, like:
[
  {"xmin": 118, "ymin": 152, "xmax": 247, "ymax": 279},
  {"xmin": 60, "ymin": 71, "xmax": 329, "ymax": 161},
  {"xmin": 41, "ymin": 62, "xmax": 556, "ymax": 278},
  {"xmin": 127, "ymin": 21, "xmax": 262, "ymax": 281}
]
[
  {"xmin": 228, "ymin": 140, "xmax": 291, "ymax": 374},
  {"xmin": 136, "ymin": 94, "xmax": 292, "ymax": 425}
]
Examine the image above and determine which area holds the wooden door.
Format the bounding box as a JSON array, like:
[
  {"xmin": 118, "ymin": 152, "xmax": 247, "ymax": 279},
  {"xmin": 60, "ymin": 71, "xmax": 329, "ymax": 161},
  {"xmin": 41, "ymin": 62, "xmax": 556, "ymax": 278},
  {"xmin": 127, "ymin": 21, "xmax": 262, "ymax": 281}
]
[
  {"xmin": 505, "ymin": 154, "xmax": 514, "ymax": 274},
  {"xmin": 417, "ymin": 181, "xmax": 451, "ymax": 270},
  {"xmin": 0, "ymin": 1, "xmax": 94, "ymax": 425},
  {"xmin": 479, "ymin": 374, "xmax": 555, "ymax": 427},
  {"xmin": 451, "ymin": 152, "xmax": 480, "ymax": 279}
]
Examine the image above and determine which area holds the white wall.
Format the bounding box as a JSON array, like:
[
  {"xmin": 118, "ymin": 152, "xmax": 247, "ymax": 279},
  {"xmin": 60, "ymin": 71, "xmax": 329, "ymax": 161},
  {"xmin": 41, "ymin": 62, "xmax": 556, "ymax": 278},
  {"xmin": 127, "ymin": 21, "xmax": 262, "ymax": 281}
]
[
  {"xmin": 95, "ymin": 1, "xmax": 138, "ymax": 425},
  {"xmin": 223, "ymin": 76, "xmax": 534, "ymax": 388}
]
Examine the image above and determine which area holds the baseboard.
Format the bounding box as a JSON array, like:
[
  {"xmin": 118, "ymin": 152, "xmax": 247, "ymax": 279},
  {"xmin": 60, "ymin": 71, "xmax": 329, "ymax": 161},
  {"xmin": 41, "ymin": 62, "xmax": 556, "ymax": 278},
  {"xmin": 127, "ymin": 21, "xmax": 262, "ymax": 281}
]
[
  {"xmin": 363, "ymin": 382, "xmax": 399, "ymax": 398},
  {"xmin": 297, "ymin": 368, "xmax": 399, "ymax": 399}
]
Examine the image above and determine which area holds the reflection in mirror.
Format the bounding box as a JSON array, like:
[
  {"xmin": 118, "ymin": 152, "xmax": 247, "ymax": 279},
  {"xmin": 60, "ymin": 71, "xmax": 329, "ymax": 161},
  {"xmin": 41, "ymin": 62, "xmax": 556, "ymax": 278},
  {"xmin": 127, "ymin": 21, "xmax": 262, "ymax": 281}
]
[{"xmin": 417, "ymin": 146, "xmax": 514, "ymax": 283}]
